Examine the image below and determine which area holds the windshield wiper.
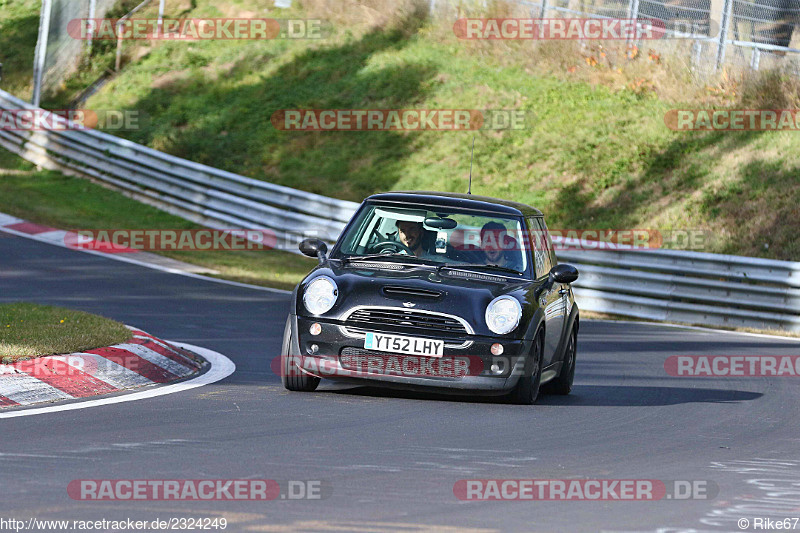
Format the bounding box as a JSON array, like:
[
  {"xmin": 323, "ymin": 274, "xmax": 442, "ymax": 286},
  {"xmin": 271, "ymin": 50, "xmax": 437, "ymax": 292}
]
[{"xmin": 438, "ymin": 263, "xmax": 524, "ymax": 276}]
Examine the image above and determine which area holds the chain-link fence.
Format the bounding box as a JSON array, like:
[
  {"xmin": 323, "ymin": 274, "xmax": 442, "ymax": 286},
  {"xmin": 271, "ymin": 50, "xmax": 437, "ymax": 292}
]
[
  {"xmin": 32, "ymin": 0, "xmax": 119, "ymax": 106},
  {"xmin": 431, "ymin": 0, "xmax": 800, "ymax": 75},
  {"xmin": 28, "ymin": 0, "xmax": 799, "ymax": 105}
]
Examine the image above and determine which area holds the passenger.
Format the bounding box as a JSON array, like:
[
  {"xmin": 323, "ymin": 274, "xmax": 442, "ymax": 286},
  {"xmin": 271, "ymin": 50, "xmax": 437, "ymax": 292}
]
[{"xmin": 480, "ymin": 221, "xmax": 522, "ymax": 271}]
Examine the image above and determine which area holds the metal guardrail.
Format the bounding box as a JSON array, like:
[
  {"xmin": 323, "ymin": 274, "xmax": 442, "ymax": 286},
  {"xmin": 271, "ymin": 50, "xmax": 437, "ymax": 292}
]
[
  {"xmin": 0, "ymin": 89, "xmax": 359, "ymax": 250},
  {"xmin": 1, "ymin": 88, "xmax": 799, "ymax": 332},
  {"xmin": 557, "ymin": 244, "xmax": 800, "ymax": 332}
]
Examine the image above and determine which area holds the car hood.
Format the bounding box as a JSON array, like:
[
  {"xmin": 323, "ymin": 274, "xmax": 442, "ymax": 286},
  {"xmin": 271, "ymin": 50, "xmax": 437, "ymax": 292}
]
[{"xmin": 297, "ymin": 261, "xmax": 540, "ymax": 337}]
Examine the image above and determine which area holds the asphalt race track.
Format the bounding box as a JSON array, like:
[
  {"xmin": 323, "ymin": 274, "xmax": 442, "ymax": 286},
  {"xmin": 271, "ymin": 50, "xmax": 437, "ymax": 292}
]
[{"xmin": 2, "ymin": 232, "xmax": 800, "ymax": 533}]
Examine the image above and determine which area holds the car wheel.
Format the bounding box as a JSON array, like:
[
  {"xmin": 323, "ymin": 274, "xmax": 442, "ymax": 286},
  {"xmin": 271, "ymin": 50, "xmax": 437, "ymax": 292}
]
[
  {"xmin": 548, "ymin": 326, "xmax": 576, "ymax": 396},
  {"xmin": 281, "ymin": 317, "xmax": 320, "ymax": 392},
  {"xmin": 510, "ymin": 331, "xmax": 543, "ymax": 405}
]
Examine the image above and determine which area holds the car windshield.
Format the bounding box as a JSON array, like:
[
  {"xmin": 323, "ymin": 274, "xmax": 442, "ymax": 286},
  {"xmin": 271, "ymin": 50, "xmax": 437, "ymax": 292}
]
[{"xmin": 334, "ymin": 203, "xmax": 528, "ymax": 273}]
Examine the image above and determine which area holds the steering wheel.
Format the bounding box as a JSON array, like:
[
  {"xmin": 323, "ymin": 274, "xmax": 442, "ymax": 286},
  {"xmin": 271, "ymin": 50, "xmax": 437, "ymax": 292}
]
[{"xmin": 370, "ymin": 240, "xmax": 415, "ymax": 256}]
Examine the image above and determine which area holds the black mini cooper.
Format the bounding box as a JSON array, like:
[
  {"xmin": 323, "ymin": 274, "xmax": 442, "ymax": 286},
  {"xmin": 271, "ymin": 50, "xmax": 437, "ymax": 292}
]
[{"xmin": 281, "ymin": 191, "xmax": 579, "ymax": 404}]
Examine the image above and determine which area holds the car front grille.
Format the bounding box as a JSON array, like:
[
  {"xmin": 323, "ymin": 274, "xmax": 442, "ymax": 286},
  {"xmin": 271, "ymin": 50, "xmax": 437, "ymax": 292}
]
[{"xmin": 343, "ymin": 307, "xmax": 470, "ymax": 335}]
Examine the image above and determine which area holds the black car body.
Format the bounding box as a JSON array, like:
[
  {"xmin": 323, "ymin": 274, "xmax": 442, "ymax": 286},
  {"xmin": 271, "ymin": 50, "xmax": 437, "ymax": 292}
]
[{"xmin": 281, "ymin": 191, "xmax": 579, "ymax": 404}]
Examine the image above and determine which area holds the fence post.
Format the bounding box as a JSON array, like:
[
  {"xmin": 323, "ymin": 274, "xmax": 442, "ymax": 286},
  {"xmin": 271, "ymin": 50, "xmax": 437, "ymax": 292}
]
[
  {"xmin": 115, "ymin": 19, "xmax": 124, "ymax": 71},
  {"xmin": 157, "ymin": 0, "xmax": 165, "ymax": 34},
  {"xmin": 627, "ymin": 0, "xmax": 640, "ymax": 47},
  {"xmin": 87, "ymin": 0, "xmax": 97, "ymax": 56},
  {"xmin": 31, "ymin": 0, "xmax": 53, "ymax": 106},
  {"xmin": 750, "ymin": 46, "xmax": 761, "ymax": 70},
  {"xmin": 715, "ymin": 0, "xmax": 733, "ymax": 70},
  {"xmin": 691, "ymin": 40, "xmax": 703, "ymax": 71}
]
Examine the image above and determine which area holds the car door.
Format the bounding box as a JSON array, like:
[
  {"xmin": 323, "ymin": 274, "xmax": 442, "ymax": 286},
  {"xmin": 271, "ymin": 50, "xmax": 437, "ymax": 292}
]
[{"xmin": 529, "ymin": 217, "xmax": 565, "ymax": 368}]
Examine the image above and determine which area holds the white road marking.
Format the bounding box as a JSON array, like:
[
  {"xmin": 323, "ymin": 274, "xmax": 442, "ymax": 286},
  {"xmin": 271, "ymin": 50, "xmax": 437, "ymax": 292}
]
[
  {"xmin": 34, "ymin": 229, "xmax": 69, "ymax": 244},
  {"xmin": 0, "ymin": 213, "xmax": 22, "ymax": 226},
  {"xmin": 0, "ymin": 343, "xmax": 235, "ymax": 419}
]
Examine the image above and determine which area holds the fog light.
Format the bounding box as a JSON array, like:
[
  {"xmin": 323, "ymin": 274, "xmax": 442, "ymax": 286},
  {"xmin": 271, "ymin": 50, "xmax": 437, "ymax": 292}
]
[
  {"xmin": 490, "ymin": 360, "xmax": 505, "ymax": 375},
  {"xmin": 307, "ymin": 343, "xmax": 319, "ymax": 355},
  {"xmin": 309, "ymin": 323, "xmax": 321, "ymax": 336},
  {"xmin": 491, "ymin": 343, "xmax": 504, "ymax": 356}
]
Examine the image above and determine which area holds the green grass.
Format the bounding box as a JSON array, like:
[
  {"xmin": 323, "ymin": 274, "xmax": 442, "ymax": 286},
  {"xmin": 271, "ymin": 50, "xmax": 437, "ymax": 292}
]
[
  {"xmin": 0, "ymin": 0, "xmax": 41, "ymax": 100},
  {"xmin": 0, "ymin": 168, "xmax": 316, "ymax": 290},
  {"xmin": 0, "ymin": 302, "xmax": 131, "ymax": 362}
]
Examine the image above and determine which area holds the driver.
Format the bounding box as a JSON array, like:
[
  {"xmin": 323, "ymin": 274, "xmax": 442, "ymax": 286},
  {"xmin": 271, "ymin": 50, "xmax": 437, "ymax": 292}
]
[{"xmin": 396, "ymin": 220, "xmax": 432, "ymax": 259}]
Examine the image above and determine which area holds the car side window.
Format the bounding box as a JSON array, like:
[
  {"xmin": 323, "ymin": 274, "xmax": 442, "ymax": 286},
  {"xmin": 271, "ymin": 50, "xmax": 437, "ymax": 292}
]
[
  {"xmin": 528, "ymin": 217, "xmax": 552, "ymax": 279},
  {"xmin": 539, "ymin": 217, "xmax": 558, "ymax": 270}
]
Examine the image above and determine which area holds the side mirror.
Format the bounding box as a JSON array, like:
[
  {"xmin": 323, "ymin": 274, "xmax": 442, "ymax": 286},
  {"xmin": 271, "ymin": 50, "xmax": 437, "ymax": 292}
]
[
  {"xmin": 549, "ymin": 263, "xmax": 578, "ymax": 284},
  {"xmin": 299, "ymin": 238, "xmax": 328, "ymax": 264}
]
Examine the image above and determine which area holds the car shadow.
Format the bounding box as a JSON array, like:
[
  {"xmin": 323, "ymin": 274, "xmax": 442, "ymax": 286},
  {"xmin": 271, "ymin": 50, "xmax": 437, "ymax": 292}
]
[{"xmin": 319, "ymin": 383, "xmax": 762, "ymax": 406}]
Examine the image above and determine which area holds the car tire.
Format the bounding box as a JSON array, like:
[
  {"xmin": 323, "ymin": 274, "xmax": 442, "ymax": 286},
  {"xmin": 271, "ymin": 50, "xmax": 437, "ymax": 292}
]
[
  {"xmin": 281, "ymin": 317, "xmax": 320, "ymax": 392},
  {"xmin": 548, "ymin": 326, "xmax": 576, "ymax": 396},
  {"xmin": 509, "ymin": 330, "xmax": 543, "ymax": 405}
]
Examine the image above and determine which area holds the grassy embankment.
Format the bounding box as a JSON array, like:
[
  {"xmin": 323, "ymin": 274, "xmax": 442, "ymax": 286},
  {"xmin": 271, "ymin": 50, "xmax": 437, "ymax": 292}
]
[{"xmin": 0, "ymin": 302, "xmax": 131, "ymax": 362}]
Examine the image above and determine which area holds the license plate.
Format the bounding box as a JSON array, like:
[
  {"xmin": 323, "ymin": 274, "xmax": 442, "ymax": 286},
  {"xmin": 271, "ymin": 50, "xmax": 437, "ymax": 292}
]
[{"xmin": 364, "ymin": 332, "xmax": 444, "ymax": 357}]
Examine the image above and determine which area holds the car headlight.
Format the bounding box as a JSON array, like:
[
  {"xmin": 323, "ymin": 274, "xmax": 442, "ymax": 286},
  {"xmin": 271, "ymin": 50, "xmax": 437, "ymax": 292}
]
[
  {"xmin": 302, "ymin": 276, "xmax": 338, "ymax": 315},
  {"xmin": 485, "ymin": 295, "xmax": 522, "ymax": 335}
]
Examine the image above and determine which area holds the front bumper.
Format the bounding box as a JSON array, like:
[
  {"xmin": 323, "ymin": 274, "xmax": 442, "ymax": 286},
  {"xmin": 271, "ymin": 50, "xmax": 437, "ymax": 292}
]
[{"xmin": 287, "ymin": 314, "xmax": 531, "ymax": 395}]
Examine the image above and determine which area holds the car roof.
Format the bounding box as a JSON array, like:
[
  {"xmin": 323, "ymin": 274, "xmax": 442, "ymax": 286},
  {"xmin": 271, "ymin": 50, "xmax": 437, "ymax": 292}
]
[{"xmin": 365, "ymin": 191, "xmax": 543, "ymax": 217}]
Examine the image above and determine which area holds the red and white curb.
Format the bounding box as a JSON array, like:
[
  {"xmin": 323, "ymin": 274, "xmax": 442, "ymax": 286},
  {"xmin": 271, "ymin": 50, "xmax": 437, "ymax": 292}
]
[
  {"xmin": 0, "ymin": 213, "xmax": 138, "ymax": 253},
  {"xmin": 0, "ymin": 326, "xmax": 205, "ymax": 409}
]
